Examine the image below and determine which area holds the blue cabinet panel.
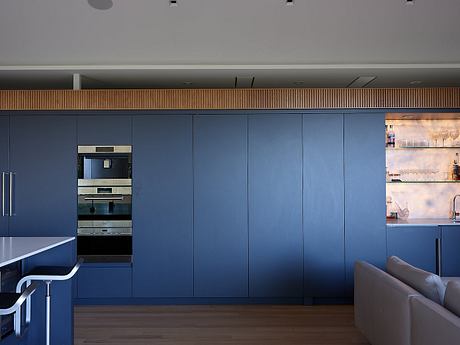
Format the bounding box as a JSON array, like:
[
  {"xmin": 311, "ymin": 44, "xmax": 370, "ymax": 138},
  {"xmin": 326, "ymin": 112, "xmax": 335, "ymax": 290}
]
[
  {"xmin": 194, "ymin": 115, "xmax": 248, "ymax": 297},
  {"xmin": 77, "ymin": 115, "xmax": 132, "ymax": 145},
  {"xmin": 303, "ymin": 113, "xmax": 345, "ymax": 298},
  {"xmin": 344, "ymin": 113, "xmax": 386, "ymax": 296},
  {"xmin": 0, "ymin": 116, "xmax": 8, "ymax": 236},
  {"xmin": 387, "ymin": 226, "xmax": 439, "ymax": 273},
  {"xmin": 77, "ymin": 265, "xmax": 132, "ymax": 298},
  {"xmin": 441, "ymin": 226, "xmax": 460, "ymax": 276},
  {"xmin": 248, "ymin": 114, "xmax": 303, "ymax": 298},
  {"xmin": 9, "ymin": 115, "xmax": 77, "ymax": 237},
  {"xmin": 132, "ymin": 115, "xmax": 193, "ymax": 297}
]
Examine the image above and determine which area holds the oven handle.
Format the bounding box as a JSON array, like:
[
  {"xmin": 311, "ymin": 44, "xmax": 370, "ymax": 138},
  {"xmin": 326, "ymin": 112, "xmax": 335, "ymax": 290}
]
[{"xmin": 83, "ymin": 196, "xmax": 124, "ymax": 201}]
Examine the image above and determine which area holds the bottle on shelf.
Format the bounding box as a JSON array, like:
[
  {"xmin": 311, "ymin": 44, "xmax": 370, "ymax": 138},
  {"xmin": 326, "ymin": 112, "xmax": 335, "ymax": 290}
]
[
  {"xmin": 387, "ymin": 125, "xmax": 395, "ymax": 147},
  {"xmin": 452, "ymin": 153, "xmax": 460, "ymax": 181}
]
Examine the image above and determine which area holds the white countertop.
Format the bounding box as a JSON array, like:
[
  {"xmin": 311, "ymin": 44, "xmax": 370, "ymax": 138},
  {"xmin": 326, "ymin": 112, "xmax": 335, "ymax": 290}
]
[
  {"xmin": 0, "ymin": 237, "xmax": 75, "ymax": 268},
  {"xmin": 387, "ymin": 218, "xmax": 460, "ymax": 227}
]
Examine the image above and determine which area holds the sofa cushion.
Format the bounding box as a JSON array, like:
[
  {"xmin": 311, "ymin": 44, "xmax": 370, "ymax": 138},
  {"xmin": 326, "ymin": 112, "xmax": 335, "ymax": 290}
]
[
  {"xmin": 444, "ymin": 281, "xmax": 460, "ymax": 317},
  {"xmin": 386, "ymin": 256, "xmax": 445, "ymax": 305}
]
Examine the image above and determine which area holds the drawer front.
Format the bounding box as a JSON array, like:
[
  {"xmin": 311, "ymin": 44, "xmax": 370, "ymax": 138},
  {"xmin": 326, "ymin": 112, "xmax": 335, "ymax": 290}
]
[{"xmin": 77, "ymin": 266, "xmax": 132, "ymax": 298}]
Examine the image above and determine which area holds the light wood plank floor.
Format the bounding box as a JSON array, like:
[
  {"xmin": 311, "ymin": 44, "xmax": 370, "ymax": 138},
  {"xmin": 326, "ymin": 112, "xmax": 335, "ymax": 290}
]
[{"xmin": 74, "ymin": 305, "xmax": 369, "ymax": 345}]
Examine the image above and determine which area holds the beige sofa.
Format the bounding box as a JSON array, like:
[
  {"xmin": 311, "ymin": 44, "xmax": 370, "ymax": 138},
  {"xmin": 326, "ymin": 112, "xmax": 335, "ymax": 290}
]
[{"xmin": 355, "ymin": 257, "xmax": 460, "ymax": 345}]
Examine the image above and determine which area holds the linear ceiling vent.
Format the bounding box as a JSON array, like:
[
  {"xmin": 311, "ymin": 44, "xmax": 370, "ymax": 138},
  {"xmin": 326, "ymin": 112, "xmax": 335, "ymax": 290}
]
[
  {"xmin": 347, "ymin": 76, "xmax": 376, "ymax": 88},
  {"xmin": 235, "ymin": 76, "xmax": 255, "ymax": 88},
  {"xmin": 169, "ymin": 0, "xmax": 178, "ymax": 7}
]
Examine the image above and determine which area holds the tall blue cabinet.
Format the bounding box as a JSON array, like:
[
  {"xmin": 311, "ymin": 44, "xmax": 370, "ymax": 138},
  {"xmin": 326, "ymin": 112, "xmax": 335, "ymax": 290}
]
[
  {"xmin": 193, "ymin": 115, "xmax": 248, "ymax": 297},
  {"xmin": 132, "ymin": 115, "xmax": 194, "ymax": 297},
  {"xmin": 303, "ymin": 113, "xmax": 345, "ymax": 299},
  {"xmin": 248, "ymin": 114, "xmax": 303, "ymax": 298},
  {"xmin": 0, "ymin": 115, "xmax": 8, "ymax": 236},
  {"xmin": 344, "ymin": 112, "xmax": 386, "ymax": 296}
]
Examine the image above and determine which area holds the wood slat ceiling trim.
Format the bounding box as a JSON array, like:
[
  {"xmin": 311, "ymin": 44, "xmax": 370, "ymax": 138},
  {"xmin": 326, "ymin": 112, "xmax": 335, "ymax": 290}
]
[{"xmin": 0, "ymin": 88, "xmax": 459, "ymax": 110}]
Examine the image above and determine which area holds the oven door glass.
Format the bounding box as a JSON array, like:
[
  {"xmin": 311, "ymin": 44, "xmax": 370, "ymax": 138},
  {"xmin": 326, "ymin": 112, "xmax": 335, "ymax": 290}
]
[
  {"xmin": 78, "ymin": 194, "xmax": 132, "ymax": 221},
  {"xmin": 78, "ymin": 154, "xmax": 132, "ymax": 180}
]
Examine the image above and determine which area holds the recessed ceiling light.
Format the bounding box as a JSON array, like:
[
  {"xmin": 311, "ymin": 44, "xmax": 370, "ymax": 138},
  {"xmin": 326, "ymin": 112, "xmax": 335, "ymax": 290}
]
[
  {"xmin": 87, "ymin": 0, "xmax": 113, "ymax": 10},
  {"xmin": 169, "ymin": 0, "xmax": 178, "ymax": 7},
  {"xmin": 285, "ymin": 0, "xmax": 295, "ymax": 6},
  {"xmin": 293, "ymin": 81, "xmax": 304, "ymax": 85},
  {"xmin": 406, "ymin": 0, "xmax": 415, "ymax": 4},
  {"xmin": 183, "ymin": 81, "xmax": 193, "ymax": 85},
  {"xmin": 347, "ymin": 76, "xmax": 377, "ymax": 88},
  {"xmin": 409, "ymin": 80, "xmax": 423, "ymax": 85}
]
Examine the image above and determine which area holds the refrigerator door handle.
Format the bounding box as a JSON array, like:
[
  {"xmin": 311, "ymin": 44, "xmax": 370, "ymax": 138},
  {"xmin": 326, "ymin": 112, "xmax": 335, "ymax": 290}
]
[
  {"xmin": 1, "ymin": 172, "xmax": 6, "ymax": 217},
  {"xmin": 9, "ymin": 172, "xmax": 15, "ymax": 217}
]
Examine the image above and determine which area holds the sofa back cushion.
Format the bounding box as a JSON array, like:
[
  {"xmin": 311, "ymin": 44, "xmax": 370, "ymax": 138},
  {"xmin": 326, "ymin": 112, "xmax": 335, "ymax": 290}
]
[
  {"xmin": 444, "ymin": 281, "xmax": 460, "ymax": 316},
  {"xmin": 386, "ymin": 256, "xmax": 445, "ymax": 305}
]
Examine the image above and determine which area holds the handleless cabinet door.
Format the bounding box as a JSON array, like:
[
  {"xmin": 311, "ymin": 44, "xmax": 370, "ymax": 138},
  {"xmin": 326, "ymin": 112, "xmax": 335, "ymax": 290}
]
[
  {"xmin": 387, "ymin": 226, "xmax": 440, "ymax": 273},
  {"xmin": 441, "ymin": 226, "xmax": 460, "ymax": 276},
  {"xmin": 77, "ymin": 115, "xmax": 132, "ymax": 145},
  {"xmin": 132, "ymin": 115, "xmax": 193, "ymax": 297},
  {"xmin": 248, "ymin": 114, "xmax": 303, "ymax": 298},
  {"xmin": 0, "ymin": 116, "xmax": 9, "ymax": 236},
  {"xmin": 194, "ymin": 115, "xmax": 248, "ymax": 297},
  {"xmin": 344, "ymin": 113, "xmax": 386, "ymax": 296},
  {"xmin": 303, "ymin": 113, "xmax": 345, "ymax": 299},
  {"xmin": 9, "ymin": 115, "xmax": 77, "ymax": 237}
]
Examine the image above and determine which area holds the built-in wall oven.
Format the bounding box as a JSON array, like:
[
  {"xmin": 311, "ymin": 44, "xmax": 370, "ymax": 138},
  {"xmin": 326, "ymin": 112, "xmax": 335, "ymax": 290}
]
[{"xmin": 77, "ymin": 146, "xmax": 132, "ymax": 263}]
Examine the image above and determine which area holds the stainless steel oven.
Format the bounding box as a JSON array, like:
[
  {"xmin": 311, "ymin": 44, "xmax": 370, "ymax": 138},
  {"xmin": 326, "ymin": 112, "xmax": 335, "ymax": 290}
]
[
  {"xmin": 78, "ymin": 145, "xmax": 132, "ymax": 186},
  {"xmin": 77, "ymin": 145, "xmax": 133, "ymax": 263}
]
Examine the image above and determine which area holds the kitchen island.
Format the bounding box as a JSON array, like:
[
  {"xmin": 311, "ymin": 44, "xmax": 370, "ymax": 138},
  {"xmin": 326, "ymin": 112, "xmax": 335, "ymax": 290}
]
[{"xmin": 0, "ymin": 237, "xmax": 75, "ymax": 345}]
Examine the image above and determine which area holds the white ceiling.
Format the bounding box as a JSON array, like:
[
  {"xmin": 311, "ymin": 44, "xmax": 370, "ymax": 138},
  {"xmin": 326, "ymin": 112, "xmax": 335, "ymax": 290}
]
[{"xmin": 0, "ymin": 0, "xmax": 459, "ymax": 89}]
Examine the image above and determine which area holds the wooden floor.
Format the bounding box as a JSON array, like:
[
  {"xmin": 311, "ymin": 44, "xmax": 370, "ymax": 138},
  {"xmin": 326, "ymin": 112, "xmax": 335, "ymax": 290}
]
[{"xmin": 74, "ymin": 305, "xmax": 369, "ymax": 345}]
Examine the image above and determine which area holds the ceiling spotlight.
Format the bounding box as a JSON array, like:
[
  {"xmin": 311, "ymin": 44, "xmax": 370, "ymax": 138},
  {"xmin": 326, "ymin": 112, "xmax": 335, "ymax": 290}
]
[
  {"xmin": 183, "ymin": 81, "xmax": 193, "ymax": 86},
  {"xmin": 293, "ymin": 81, "xmax": 304, "ymax": 85},
  {"xmin": 406, "ymin": 0, "xmax": 415, "ymax": 4},
  {"xmin": 87, "ymin": 0, "xmax": 113, "ymax": 10},
  {"xmin": 347, "ymin": 76, "xmax": 376, "ymax": 88},
  {"xmin": 169, "ymin": 0, "xmax": 178, "ymax": 7},
  {"xmin": 285, "ymin": 0, "xmax": 295, "ymax": 6},
  {"xmin": 409, "ymin": 80, "xmax": 423, "ymax": 85}
]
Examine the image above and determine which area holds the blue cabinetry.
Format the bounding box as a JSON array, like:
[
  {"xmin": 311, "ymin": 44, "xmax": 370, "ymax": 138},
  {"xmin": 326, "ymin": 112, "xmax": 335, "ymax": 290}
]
[
  {"xmin": 387, "ymin": 226, "xmax": 440, "ymax": 273},
  {"xmin": 132, "ymin": 115, "xmax": 193, "ymax": 297},
  {"xmin": 441, "ymin": 226, "xmax": 460, "ymax": 276},
  {"xmin": 77, "ymin": 264, "xmax": 132, "ymax": 298},
  {"xmin": 0, "ymin": 116, "xmax": 8, "ymax": 236},
  {"xmin": 77, "ymin": 115, "xmax": 132, "ymax": 145},
  {"xmin": 248, "ymin": 114, "xmax": 303, "ymax": 298},
  {"xmin": 303, "ymin": 113, "xmax": 345, "ymax": 298},
  {"xmin": 9, "ymin": 115, "xmax": 77, "ymax": 237},
  {"xmin": 193, "ymin": 115, "xmax": 248, "ymax": 297},
  {"xmin": 344, "ymin": 113, "xmax": 386, "ymax": 296}
]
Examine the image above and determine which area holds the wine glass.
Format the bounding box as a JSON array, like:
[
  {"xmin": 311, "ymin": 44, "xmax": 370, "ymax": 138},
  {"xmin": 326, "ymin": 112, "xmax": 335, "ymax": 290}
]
[
  {"xmin": 430, "ymin": 129, "xmax": 440, "ymax": 147},
  {"xmin": 440, "ymin": 128, "xmax": 450, "ymax": 147},
  {"xmin": 450, "ymin": 128, "xmax": 459, "ymax": 146}
]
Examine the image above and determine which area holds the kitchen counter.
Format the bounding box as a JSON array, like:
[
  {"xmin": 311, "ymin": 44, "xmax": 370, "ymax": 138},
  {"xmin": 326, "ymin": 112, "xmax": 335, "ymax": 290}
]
[
  {"xmin": 387, "ymin": 218, "xmax": 460, "ymax": 227},
  {"xmin": 0, "ymin": 236, "xmax": 75, "ymax": 268}
]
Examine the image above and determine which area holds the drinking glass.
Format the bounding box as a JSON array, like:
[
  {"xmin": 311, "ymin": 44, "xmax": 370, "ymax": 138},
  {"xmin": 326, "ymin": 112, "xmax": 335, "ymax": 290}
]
[
  {"xmin": 430, "ymin": 129, "xmax": 440, "ymax": 147},
  {"xmin": 450, "ymin": 128, "xmax": 459, "ymax": 146},
  {"xmin": 440, "ymin": 128, "xmax": 450, "ymax": 147}
]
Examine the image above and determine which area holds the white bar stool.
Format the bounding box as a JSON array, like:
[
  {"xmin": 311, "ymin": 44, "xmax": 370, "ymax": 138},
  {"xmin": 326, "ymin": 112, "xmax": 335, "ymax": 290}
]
[
  {"xmin": 0, "ymin": 282, "xmax": 38, "ymax": 337},
  {"xmin": 16, "ymin": 259, "xmax": 82, "ymax": 345}
]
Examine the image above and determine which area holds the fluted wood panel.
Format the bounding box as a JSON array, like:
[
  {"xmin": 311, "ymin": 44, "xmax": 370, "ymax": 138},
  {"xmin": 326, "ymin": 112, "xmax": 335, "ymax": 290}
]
[{"xmin": 0, "ymin": 88, "xmax": 459, "ymax": 110}]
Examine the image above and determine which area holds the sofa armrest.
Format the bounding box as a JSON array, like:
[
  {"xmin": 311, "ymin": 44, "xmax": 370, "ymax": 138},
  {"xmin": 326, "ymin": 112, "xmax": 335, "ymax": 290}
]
[{"xmin": 411, "ymin": 295, "xmax": 460, "ymax": 345}]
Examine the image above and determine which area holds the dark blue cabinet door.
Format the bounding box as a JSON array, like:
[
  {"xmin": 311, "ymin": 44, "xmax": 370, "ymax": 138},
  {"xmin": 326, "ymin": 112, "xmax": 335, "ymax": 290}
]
[
  {"xmin": 344, "ymin": 113, "xmax": 386, "ymax": 296},
  {"xmin": 387, "ymin": 226, "xmax": 439, "ymax": 273},
  {"xmin": 441, "ymin": 226, "xmax": 460, "ymax": 276},
  {"xmin": 77, "ymin": 265, "xmax": 132, "ymax": 298},
  {"xmin": 303, "ymin": 113, "xmax": 345, "ymax": 298},
  {"xmin": 9, "ymin": 115, "xmax": 77, "ymax": 237},
  {"xmin": 132, "ymin": 115, "xmax": 193, "ymax": 297},
  {"xmin": 0, "ymin": 116, "xmax": 8, "ymax": 236},
  {"xmin": 194, "ymin": 115, "xmax": 248, "ymax": 297},
  {"xmin": 248, "ymin": 114, "xmax": 303, "ymax": 298},
  {"xmin": 77, "ymin": 115, "xmax": 132, "ymax": 145}
]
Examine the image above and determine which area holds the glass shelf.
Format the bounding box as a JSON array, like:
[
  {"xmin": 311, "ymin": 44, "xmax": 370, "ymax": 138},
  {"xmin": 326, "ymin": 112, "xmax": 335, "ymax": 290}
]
[
  {"xmin": 386, "ymin": 146, "xmax": 460, "ymax": 150},
  {"xmin": 387, "ymin": 180, "xmax": 460, "ymax": 184}
]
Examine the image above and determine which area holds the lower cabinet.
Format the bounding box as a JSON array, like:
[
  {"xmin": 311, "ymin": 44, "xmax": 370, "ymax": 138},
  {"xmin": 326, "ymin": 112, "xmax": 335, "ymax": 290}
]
[
  {"xmin": 386, "ymin": 226, "xmax": 440, "ymax": 273},
  {"xmin": 441, "ymin": 226, "xmax": 460, "ymax": 277},
  {"xmin": 77, "ymin": 264, "xmax": 132, "ymax": 298}
]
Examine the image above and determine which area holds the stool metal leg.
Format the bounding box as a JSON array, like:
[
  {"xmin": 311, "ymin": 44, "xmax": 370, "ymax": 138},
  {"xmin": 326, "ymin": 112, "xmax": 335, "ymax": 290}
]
[
  {"xmin": 26, "ymin": 280, "xmax": 31, "ymax": 325},
  {"xmin": 45, "ymin": 281, "xmax": 51, "ymax": 345},
  {"xmin": 14, "ymin": 310, "xmax": 21, "ymax": 336}
]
